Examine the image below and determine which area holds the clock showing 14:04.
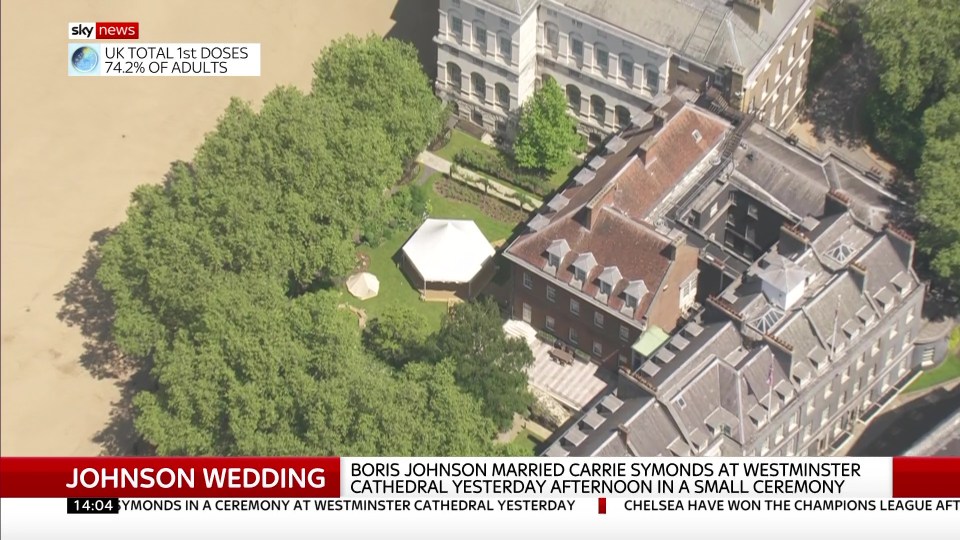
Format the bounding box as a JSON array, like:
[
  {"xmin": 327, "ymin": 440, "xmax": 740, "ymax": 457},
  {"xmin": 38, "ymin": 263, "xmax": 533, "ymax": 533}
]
[{"xmin": 67, "ymin": 498, "xmax": 120, "ymax": 514}]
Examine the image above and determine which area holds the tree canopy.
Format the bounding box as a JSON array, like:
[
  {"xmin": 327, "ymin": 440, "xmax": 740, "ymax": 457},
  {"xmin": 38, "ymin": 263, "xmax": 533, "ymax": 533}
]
[
  {"xmin": 97, "ymin": 36, "xmax": 511, "ymax": 456},
  {"xmin": 861, "ymin": 0, "xmax": 960, "ymax": 294},
  {"xmin": 863, "ymin": 0, "xmax": 960, "ymax": 169},
  {"xmin": 916, "ymin": 95, "xmax": 960, "ymax": 290},
  {"xmin": 513, "ymin": 78, "xmax": 581, "ymax": 173},
  {"xmin": 435, "ymin": 297, "xmax": 534, "ymax": 431}
]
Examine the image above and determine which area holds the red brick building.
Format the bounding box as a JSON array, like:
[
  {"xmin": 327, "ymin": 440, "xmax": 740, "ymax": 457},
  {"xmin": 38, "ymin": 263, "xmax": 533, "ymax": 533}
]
[{"xmin": 503, "ymin": 101, "xmax": 730, "ymax": 370}]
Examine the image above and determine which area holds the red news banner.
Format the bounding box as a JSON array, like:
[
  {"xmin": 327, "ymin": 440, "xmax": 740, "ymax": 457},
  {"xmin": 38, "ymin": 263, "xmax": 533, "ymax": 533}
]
[
  {"xmin": 1, "ymin": 456, "xmax": 960, "ymax": 499},
  {"xmin": 0, "ymin": 457, "xmax": 341, "ymax": 498}
]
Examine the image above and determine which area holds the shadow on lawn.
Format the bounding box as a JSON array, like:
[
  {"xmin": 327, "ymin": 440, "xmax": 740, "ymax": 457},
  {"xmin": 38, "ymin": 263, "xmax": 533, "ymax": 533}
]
[{"xmin": 54, "ymin": 227, "xmax": 153, "ymax": 455}]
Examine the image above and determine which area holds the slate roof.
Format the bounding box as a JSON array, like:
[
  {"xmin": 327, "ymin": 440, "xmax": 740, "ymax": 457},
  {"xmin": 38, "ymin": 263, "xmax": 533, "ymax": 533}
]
[
  {"xmin": 554, "ymin": 202, "xmax": 922, "ymax": 457},
  {"xmin": 562, "ymin": 0, "xmax": 810, "ymax": 72}
]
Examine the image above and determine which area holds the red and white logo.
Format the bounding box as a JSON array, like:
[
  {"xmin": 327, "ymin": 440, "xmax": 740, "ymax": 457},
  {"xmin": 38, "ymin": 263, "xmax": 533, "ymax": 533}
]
[{"xmin": 68, "ymin": 22, "xmax": 139, "ymax": 40}]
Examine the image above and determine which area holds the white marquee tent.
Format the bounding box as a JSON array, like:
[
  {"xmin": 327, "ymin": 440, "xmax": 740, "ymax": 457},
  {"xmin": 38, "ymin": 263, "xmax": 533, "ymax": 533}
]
[{"xmin": 401, "ymin": 219, "xmax": 495, "ymax": 297}]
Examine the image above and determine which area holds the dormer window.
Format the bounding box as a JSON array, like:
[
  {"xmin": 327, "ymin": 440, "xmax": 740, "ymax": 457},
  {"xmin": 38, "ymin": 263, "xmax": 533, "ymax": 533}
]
[
  {"xmin": 571, "ymin": 252, "xmax": 597, "ymax": 284},
  {"xmin": 548, "ymin": 253, "xmax": 560, "ymax": 268},
  {"xmin": 597, "ymin": 266, "xmax": 622, "ymax": 297},
  {"xmin": 625, "ymin": 294, "xmax": 638, "ymax": 309},
  {"xmin": 692, "ymin": 129, "xmax": 702, "ymax": 143}
]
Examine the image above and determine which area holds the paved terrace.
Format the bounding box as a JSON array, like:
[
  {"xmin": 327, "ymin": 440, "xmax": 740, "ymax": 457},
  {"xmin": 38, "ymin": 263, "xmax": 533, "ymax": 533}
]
[{"xmin": 504, "ymin": 320, "xmax": 611, "ymax": 411}]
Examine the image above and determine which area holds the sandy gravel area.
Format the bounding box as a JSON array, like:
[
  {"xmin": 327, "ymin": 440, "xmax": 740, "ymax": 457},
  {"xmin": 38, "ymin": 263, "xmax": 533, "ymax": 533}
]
[{"xmin": 1, "ymin": 0, "xmax": 435, "ymax": 455}]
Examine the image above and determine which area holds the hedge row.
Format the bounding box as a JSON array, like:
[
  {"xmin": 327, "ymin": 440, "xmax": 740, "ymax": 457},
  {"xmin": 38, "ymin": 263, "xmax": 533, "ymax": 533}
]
[{"xmin": 453, "ymin": 147, "xmax": 551, "ymax": 197}]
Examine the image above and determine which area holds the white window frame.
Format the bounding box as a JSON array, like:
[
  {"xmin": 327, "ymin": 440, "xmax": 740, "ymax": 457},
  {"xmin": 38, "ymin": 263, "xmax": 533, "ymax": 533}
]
[
  {"xmin": 570, "ymin": 299, "xmax": 580, "ymax": 316},
  {"xmin": 522, "ymin": 272, "xmax": 532, "ymax": 289}
]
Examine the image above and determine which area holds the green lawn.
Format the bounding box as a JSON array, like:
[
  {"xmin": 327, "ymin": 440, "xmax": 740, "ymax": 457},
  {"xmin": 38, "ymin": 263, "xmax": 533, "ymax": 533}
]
[
  {"xmin": 500, "ymin": 429, "xmax": 544, "ymax": 456},
  {"xmin": 348, "ymin": 230, "xmax": 449, "ymax": 332},
  {"xmin": 342, "ymin": 173, "xmax": 518, "ymax": 331},
  {"xmin": 434, "ymin": 129, "xmax": 490, "ymax": 161},
  {"xmin": 906, "ymin": 353, "xmax": 960, "ymax": 393}
]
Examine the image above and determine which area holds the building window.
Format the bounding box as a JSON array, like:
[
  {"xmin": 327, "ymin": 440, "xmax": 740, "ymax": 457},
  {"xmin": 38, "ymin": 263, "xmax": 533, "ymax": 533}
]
[
  {"xmin": 569, "ymin": 327, "xmax": 579, "ymax": 344},
  {"xmin": 624, "ymin": 293, "xmax": 638, "ymax": 310},
  {"xmin": 522, "ymin": 272, "xmax": 532, "ymax": 289},
  {"xmin": 475, "ymin": 6, "xmax": 484, "ymax": 16},
  {"xmin": 570, "ymin": 299, "xmax": 580, "ymax": 316},
  {"xmin": 471, "ymin": 73, "xmax": 486, "ymax": 101},
  {"xmin": 495, "ymin": 83, "xmax": 510, "ymax": 110},
  {"xmin": 619, "ymin": 353, "xmax": 629, "ymax": 366},
  {"xmin": 571, "ymin": 36, "xmax": 584, "ymax": 64},
  {"xmin": 615, "ymin": 105, "xmax": 631, "ymax": 129},
  {"xmin": 572, "ymin": 19, "xmax": 583, "ymax": 28},
  {"xmin": 546, "ymin": 286, "xmax": 556, "ymax": 303},
  {"xmin": 889, "ymin": 324, "xmax": 898, "ymax": 340},
  {"xmin": 450, "ymin": 15, "xmax": 463, "ymax": 40},
  {"xmin": 566, "ymin": 84, "xmax": 582, "ymax": 114},
  {"xmin": 545, "ymin": 22, "xmax": 559, "ymax": 52},
  {"xmin": 591, "ymin": 95, "xmax": 606, "ymax": 125},
  {"xmin": 747, "ymin": 203, "xmax": 759, "ymax": 218},
  {"xmin": 871, "ymin": 339, "xmax": 880, "ymax": 357},
  {"xmin": 906, "ymin": 309, "xmax": 915, "ymax": 324},
  {"xmin": 522, "ymin": 302, "xmax": 531, "ymax": 323},
  {"xmin": 620, "ymin": 55, "xmax": 635, "ymax": 85},
  {"xmin": 545, "ymin": 315, "xmax": 555, "ymax": 331},
  {"xmin": 745, "ymin": 224, "xmax": 756, "ymax": 242},
  {"xmin": 593, "ymin": 341, "xmax": 603, "ymax": 356},
  {"xmin": 500, "ymin": 17, "xmax": 510, "ymax": 28},
  {"xmin": 474, "ymin": 23, "xmax": 487, "ymax": 51},
  {"xmin": 620, "ymin": 325, "xmax": 630, "ymax": 342},
  {"xmin": 446, "ymin": 62, "xmax": 462, "ymax": 92},
  {"xmin": 594, "ymin": 312, "xmax": 604, "ymax": 328},
  {"xmin": 595, "ymin": 45, "xmax": 609, "ymax": 75},
  {"xmin": 498, "ymin": 33, "xmax": 512, "ymax": 62},
  {"xmin": 643, "ymin": 65, "xmax": 659, "ymax": 94}
]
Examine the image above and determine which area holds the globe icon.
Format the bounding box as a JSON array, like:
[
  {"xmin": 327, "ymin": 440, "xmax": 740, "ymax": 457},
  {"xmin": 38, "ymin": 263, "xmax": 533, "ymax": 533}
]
[{"xmin": 71, "ymin": 46, "xmax": 98, "ymax": 73}]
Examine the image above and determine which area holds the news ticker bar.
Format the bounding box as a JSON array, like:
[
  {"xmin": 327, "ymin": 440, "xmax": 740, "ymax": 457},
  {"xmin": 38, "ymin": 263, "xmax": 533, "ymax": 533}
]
[
  {"xmin": 68, "ymin": 43, "xmax": 260, "ymax": 77},
  {"xmin": 1, "ymin": 457, "xmax": 959, "ymax": 499}
]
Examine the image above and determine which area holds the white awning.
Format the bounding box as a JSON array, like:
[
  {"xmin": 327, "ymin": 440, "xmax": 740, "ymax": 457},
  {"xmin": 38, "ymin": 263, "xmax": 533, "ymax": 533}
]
[{"xmin": 402, "ymin": 219, "xmax": 494, "ymax": 283}]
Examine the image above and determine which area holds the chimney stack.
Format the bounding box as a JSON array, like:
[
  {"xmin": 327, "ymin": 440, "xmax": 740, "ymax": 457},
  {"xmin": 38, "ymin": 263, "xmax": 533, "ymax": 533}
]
[{"xmin": 849, "ymin": 261, "xmax": 868, "ymax": 293}]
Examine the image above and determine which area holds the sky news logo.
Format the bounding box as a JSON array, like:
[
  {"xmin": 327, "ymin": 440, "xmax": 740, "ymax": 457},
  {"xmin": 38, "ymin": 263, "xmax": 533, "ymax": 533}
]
[{"xmin": 68, "ymin": 22, "xmax": 139, "ymax": 40}]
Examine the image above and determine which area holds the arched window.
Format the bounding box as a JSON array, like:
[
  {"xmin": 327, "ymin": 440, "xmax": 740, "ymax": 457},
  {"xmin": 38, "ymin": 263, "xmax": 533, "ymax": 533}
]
[
  {"xmin": 446, "ymin": 62, "xmax": 462, "ymax": 92},
  {"xmin": 594, "ymin": 43, "xmax": 609, "ymax": 75},
  {"xmin": 644, "ymin": 64, "xmax": 659, "ymax": 94},
  {"xmin": 472, "ymin": 73, "xmax": 487, "ymax": 102},
  {"xmin": 619, "ymin": 54, "xmax": 635, "ymax": 86},
  {"xmin": 569, "ymin": 33, "xmax": 584, "ymax": 66},
  {"xmin": 495, "ymin": 83, "xmax": 510, "ymax": 110},
  {"xmin": 473, "ymin": 22, "xmax": 487, "ymax": 52},
  {"xmin": 566, "ymin": 84, "xmax": 582, "ymax": 114},
  {"xmin": 591, "ymin": 95, "xmax": 606, "ymax": 125},
  {"xmin": 615, "ymin": 105, "xmax": 631, "ymax": 129},
  {"xmin": 544, "ymin": 22, "xmax": 559, "ymax": 55}
]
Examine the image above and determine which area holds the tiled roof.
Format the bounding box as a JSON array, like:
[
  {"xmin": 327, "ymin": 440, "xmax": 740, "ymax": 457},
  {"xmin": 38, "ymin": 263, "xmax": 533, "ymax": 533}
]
[{"xmin": 510, "ymin": 209, "xmax": 676, "ymax": 320}]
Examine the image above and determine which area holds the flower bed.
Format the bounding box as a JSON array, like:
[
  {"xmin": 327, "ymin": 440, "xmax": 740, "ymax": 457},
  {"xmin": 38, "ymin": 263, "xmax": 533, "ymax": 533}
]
[{"xmin": 434, "ymin": 175, "xmax": 528, "ymax": 225}]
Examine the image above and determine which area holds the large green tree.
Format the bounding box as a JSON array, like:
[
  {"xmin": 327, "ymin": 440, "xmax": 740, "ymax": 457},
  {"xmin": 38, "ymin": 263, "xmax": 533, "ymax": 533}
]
[
  {"xmin": 863, "ymin": 0, "xmax": 960, "ymax": 169},
  {"xmin": 362, "ymin": 305, "xmax": 429, "ymax": 368},
  {"xmin": 312, "ymin": 34, "xmax": 445, "ymax": 164},
  {"xmin": 863, "ymin": 0, "xmax": 960, "ymax": 112},
  {"xmin": 513, "ymin": 78, "xmax": 581, "ymax": 173},
  {"xmin": 98, "ymin": 36, "xmax": 502, "ymax": 456},
  {"xmin": 916, "ymin": 95, "xmax": 960, "ymax": 290},
  {"xmin": 435, "ymin": 297, "xmax": 534, "ymax": 430}
]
